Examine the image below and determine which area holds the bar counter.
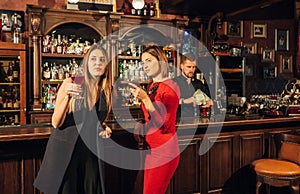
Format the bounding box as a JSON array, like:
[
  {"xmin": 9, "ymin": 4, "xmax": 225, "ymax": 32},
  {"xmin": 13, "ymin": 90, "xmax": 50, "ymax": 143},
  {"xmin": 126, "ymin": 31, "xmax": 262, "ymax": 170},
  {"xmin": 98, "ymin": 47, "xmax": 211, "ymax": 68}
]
[
  {"xmin": 0, "ymin": 116, "xmax": 300, "ymax": 194},
  {"xmin": 1, "ymin": 116, "xmax": 299, "ymax": 140}
]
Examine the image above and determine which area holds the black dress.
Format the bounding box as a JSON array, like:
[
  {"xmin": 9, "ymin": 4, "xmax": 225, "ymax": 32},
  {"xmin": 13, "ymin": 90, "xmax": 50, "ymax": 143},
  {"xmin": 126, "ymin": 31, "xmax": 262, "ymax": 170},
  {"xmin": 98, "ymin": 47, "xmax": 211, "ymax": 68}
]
[{"xmin": 34, "ymin": 91, "xmax": 108, "ymax": 194}]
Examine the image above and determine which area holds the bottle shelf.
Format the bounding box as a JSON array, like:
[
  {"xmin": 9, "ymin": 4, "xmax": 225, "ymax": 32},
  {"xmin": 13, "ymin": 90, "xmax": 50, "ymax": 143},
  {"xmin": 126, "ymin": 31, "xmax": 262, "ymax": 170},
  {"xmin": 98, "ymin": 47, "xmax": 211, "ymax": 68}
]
[
  {"xmin": 0, "ymin": 109, "xmax": 21, "ymax": 113},
  {"xmin": 0, "ymin": 83, "xmax": 20, "ymax": 86},
  {"xmin": 41, "ymin": 53, "xmax": 84, "ymax": 58},
  {"xmin": 220, "ymin": 68, "xmax": 243, "ymax": 73},
  {"xmin": 118, "ymin": 79, "xmax": 151, "ymax": 85},
  {"xmin": 118, "ymin": 55, "xmax": 140, "ymax": 60},
  {"xmin": 42, "ymin": 80, "xmax": 63, "ymax": 85}
]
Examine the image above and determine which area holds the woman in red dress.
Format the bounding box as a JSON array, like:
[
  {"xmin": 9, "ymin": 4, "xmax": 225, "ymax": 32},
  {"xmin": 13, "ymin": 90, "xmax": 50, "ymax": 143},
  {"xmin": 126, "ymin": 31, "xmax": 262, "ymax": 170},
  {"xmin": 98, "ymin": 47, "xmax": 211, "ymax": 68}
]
[{"xmin": 129, "ymin": 45, "xmax": 180, "ymax": 194}]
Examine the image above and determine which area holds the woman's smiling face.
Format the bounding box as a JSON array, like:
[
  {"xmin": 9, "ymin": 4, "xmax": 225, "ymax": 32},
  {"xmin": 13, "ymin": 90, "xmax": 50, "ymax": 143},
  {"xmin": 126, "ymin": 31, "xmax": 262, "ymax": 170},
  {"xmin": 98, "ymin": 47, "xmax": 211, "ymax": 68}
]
[{"xmin": 88, "ymin": 49, "xmax": 107, "ymax": 79}]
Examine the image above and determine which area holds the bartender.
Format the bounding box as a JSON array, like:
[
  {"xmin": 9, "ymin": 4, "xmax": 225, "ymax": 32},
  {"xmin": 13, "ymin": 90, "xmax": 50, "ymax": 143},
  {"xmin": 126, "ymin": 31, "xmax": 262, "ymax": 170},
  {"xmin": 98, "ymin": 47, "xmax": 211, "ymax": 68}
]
[{"xmin": 172, "ymin": 52, "xmax": 213, "ymax": 121}]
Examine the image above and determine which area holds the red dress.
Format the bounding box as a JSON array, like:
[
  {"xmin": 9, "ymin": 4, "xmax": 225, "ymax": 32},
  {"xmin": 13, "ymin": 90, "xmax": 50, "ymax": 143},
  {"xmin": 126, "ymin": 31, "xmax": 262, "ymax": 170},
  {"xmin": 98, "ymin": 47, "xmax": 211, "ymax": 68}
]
[{"xmin": 141, "ymin": 79, "xmax": 180, "ymax": 194}]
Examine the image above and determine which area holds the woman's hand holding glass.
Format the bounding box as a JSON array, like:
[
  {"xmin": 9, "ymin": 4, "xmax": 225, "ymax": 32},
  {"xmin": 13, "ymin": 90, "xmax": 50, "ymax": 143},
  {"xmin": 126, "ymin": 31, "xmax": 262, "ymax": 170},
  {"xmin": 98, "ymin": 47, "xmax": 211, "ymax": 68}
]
[
  {"xmin": 65, "ymin": 81, "xmax": 82, "ymax": 99},
  {"xmin": 128, "ymin": 83, "xmax": 148, "ymax": 102}
]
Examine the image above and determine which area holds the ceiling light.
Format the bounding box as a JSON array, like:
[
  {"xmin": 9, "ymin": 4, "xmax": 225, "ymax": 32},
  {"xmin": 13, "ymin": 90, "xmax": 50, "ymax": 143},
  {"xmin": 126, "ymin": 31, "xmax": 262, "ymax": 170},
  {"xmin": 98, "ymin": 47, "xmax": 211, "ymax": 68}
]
[{"xmin": 132, "ymin": 0, "xmax": 145, "ymax": 10}]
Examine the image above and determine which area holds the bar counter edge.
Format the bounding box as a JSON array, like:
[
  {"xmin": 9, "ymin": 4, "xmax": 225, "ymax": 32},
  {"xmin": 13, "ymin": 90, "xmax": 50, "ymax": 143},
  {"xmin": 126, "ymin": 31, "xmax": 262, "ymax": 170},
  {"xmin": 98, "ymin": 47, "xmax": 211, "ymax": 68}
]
[{"xmin": 1, "ymin": 117, "xmax": 300, "ymax": 194}]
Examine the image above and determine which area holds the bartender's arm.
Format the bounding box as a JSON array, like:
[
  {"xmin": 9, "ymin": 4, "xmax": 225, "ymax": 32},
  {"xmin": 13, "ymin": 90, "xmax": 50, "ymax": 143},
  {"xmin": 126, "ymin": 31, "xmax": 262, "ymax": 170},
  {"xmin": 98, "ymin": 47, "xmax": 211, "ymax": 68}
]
[{"xmin": 180, "ymin": 96, "xmax": 196, "ymax": 106}]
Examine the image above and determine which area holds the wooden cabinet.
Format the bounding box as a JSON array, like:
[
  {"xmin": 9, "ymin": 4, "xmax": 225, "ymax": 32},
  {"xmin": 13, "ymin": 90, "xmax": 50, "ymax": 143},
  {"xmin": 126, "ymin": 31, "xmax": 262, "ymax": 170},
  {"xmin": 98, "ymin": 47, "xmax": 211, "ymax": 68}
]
[
  {"xmin": 27, "ymin": 5, "xmax": 187, "ymax": 123},
  {"xmin": 27, "ymin": 5, "xmax": 107, "ymax": 123},
  {"xmin": 0, "ymin": 42, "xmax": 26, "ymax": 125},
  {"xmin": 216, "ymin": 56, "xmax": 245, "ymax": 97}
]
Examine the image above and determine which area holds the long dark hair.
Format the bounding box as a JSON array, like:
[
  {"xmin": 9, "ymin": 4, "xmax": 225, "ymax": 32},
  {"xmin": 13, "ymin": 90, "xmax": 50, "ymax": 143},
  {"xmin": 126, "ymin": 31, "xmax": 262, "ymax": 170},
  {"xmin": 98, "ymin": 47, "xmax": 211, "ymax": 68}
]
[{"xmin": 81, "ymin": 43, "xmax": 112, "ymax": 116}]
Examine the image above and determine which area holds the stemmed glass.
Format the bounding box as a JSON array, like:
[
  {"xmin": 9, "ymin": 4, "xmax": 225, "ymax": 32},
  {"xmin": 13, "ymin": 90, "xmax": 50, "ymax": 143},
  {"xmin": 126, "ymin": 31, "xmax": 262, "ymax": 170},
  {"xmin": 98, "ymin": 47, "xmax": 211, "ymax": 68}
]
[
  {"xmin": 122, "ymin": 86, "xmax": 131, "ymax": 106},
  {"xmin": 71, "ymin": 66, "xmax": 84, "ymax": 99}
]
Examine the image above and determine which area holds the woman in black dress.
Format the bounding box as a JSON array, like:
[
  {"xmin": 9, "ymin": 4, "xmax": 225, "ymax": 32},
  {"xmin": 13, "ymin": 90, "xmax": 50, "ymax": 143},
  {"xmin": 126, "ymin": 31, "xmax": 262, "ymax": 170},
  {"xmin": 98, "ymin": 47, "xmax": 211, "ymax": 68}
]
[{"xmin": 34, "ymin": 43, "xmax": 112, "ymax": 194}]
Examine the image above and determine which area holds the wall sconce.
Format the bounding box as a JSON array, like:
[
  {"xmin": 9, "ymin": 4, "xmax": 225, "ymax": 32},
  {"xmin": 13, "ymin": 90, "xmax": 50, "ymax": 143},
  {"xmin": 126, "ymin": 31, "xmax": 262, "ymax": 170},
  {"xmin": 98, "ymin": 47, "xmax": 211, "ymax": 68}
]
[{"xmin": 132, "ymin": 0, "xmax": 145, "ymax": 9}]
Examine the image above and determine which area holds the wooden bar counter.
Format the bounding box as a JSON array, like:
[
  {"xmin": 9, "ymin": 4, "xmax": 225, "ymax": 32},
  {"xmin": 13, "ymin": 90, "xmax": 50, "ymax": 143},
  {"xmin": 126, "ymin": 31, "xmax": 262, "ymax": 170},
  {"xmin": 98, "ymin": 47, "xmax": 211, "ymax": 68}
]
[{"xmin": 0, "ymin": 117, "xmax": 300, "ymax": 194}]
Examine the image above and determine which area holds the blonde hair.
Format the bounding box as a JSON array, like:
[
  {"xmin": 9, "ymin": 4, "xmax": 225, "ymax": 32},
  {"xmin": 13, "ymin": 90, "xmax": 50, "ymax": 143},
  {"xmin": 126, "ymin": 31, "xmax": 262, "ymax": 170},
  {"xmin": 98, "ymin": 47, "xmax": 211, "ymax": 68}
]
[{"xmin": 142, "ymin": 45, "xmax": 169, "ymax": 78}]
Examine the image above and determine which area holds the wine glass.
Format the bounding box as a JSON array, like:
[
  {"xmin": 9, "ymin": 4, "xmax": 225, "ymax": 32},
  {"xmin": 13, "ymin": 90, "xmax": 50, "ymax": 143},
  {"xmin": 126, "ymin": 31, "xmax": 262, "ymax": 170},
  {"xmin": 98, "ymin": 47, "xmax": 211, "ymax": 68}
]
[{"xmin": 71, "ymin": 66, "xmax": 84, "ymax": 99}]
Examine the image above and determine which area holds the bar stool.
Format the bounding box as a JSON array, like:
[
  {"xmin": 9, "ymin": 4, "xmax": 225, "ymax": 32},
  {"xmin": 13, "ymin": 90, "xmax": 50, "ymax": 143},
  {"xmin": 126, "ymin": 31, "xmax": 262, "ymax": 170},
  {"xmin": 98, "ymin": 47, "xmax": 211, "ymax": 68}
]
[{"xmin": 251, "ymin": 133, "xmax": 300, "ymax": 194}]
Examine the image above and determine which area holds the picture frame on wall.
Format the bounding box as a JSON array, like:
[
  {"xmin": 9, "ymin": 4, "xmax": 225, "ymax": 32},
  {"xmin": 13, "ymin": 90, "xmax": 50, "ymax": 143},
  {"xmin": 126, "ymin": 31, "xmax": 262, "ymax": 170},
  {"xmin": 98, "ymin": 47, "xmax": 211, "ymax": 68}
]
[
  {"xmin": 279, "ymin": 55, "xmax": 293, "ymax": 73},
  {"xmin": 251, "ymin": 23, "xmax": 267, "ymax": 38},
  {"xmin": 263, "ymin": 66, "xmax": 277, "ymax": 79},
  {"xmin": 245, "ymin": 64, "xmax": 254, "ymax": 76},
  {"xmin": 275, "ymin": 29, "xmax": 289, "ymax": 51},
  {"xmin": 261, "ymin": 48, "xmax": 275, "ymax": 62},
  {"xmin": 224, "ymin": 20, "xmax": 243, "ymax": 37},
  {"xmin": 241, "ymin": 42, "xmax": 257, "ymax": 55}
]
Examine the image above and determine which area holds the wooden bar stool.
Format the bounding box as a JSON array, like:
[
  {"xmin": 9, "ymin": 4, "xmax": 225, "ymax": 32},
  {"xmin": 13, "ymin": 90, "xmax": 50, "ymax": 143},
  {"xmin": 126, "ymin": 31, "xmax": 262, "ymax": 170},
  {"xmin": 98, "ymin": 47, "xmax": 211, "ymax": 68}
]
[{"xmin": 251, "ymin": 133, "xmax": 300, "ymax": 194}]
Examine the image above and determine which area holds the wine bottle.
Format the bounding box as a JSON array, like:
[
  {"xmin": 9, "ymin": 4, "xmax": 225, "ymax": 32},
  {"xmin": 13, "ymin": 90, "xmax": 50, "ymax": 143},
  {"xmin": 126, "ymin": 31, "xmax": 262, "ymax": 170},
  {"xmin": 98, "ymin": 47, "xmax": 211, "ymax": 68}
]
[
  {"xmin": 50, "ymin": 33, "xmax": 57, "ymax": 54},
  {"xmin": 143, "ymin": 3, "xmax": 149, "ymax": 16},
  {"xmin": 11, "ymin": 13, "xmax": 20, "ymax": 44},
  {"xmin": 0, "ymin": 62, "xmax": 7, "ymax": 82},
  {"xmin": 43, "ymin": 62, "xmax": 51, "ymax": 81},
  {"xmin": 118, "ymin": 61, "xmax": 124, "ymax": 79},
  {"xmin": 56, "ymin": 34, "xmax": 63, "ymax": 54},
  {"xmin": 7, "ymin": 62, "xmax": 13, "ymax": 82},
  {"xmin": 149, "ymin": 2, "xmax": 155, "ymax": 17},
  {"xmin": 12, "ymin": 60, "xmax": 20, "ymax": 82}
]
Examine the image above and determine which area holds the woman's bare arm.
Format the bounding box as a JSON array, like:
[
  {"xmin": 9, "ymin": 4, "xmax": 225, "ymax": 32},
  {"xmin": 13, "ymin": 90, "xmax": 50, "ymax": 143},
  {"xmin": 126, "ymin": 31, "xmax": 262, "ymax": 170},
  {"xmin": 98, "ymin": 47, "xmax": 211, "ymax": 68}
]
[{"xmin": 51, "ymin": 78, "xmax": 73, "ymax": 128}]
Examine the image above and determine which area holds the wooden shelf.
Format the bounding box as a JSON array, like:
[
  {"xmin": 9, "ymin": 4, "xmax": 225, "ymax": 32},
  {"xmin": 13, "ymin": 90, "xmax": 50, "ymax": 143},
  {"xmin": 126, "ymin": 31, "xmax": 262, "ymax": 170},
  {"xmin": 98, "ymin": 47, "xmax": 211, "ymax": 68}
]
[
  {"xmin": 0, "ymin": 109, "xmax": 21, "ymax": 113},
  {"xmin": 118, "ymin": 55, "xmax": 140, "ymax": 60},
  {"xmin": 0, "ymin": 83, "xmax": 20, "ymax": 86},
  {"xmin": 42, "ymin": 80, "xmax": 63, "ymax": 85},
  {"xmin": 41, "ymin": 53, "xmax": 84, "ymax": 58}
]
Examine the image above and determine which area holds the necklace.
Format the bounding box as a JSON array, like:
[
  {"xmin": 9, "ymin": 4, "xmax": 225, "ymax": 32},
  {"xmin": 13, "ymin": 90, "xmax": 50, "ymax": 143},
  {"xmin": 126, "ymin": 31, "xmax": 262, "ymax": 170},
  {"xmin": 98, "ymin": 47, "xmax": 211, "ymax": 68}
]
[{"xmin": 148, "ymin": 83, "xmax": 159, "ymax": 95}]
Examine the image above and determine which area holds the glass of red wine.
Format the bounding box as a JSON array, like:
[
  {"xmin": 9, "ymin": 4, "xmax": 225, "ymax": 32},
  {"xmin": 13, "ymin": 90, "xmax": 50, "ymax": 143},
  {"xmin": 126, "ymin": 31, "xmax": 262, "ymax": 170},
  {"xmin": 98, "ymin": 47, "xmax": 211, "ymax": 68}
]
[{"xmin": 71, "ymin": 66, "xmax": 84, "ymax": 99}]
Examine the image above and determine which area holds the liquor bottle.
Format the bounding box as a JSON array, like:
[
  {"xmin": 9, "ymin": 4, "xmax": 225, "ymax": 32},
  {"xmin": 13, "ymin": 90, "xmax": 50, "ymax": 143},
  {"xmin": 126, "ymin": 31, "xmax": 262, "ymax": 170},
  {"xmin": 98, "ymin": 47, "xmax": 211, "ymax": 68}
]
[
  {"xmin": 7, "ymin": 62, "xmax": 13, "ymax": 82},
  {"xmin": 50, "ymin": 33, "xmax": 57, "ymax": 54},
  {"xmin": 43, "ymin": 62, "xmax": 51, "ymax": 81},
  {"xmin": 118, "ymin": 61, "xmax": 124, "ymax": 79},
  {"xmin": 42, "ymin": 85, "xmax": 50, "ymax": 110},
  {"xmin": 131, "ymin": 7, "xmax": 136, "ymax": 15},
  {"xmin": 1, "ymin": 89, "xmax": 7, "ymax": 109},
  {"xmin": 142, "ymin": 3, "xmax": 149, "ymax": 16},
  {"xmin": 51, "ymin": 63, "xmax": 58, "ymax": 80},
  {"xmin": 56, "ymin": 34, "xmax": 63, "ymax": 54},
  {"xmin": 58, "ymin": 64, "xmax": 64, "ymax": 80},
  {"xmin": 14, "ymin": 114, "xmax": 19, "ymax": 125},
  {"xmin": 149, "ymin": 2, "xmax": 155, "ymax": 17},
  {"xmin": 62, "ymin": 35, "xmax": 68, "ymax": 54},
  {"xmin": 6, "ymin": 87, "xmax": 13, "ymax": 110},
  {"xmin": 13, "ymin": 87, "xmax": 20, "ymax": 110},
  {"xmin": 11, "ymin": 13, "xmax": 20, "ymax": 44},
  {"xmin": 43, "ymin": 35, "xmax": 51, "ymax": 53},
  {"xmin": 12, "ymin": 60, "xmax": 20, "ymax": 82},
  {"xmin": 0, "ymin": 62, "xmax": 7, "ymax": 82}
]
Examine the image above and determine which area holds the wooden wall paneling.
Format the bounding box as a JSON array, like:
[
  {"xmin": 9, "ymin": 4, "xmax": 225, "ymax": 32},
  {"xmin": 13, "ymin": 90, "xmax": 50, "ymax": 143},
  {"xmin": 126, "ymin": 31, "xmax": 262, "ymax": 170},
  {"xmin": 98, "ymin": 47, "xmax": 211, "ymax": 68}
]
[
  {"xmin": 239, "ymin": 132, "xmax": 264, "ymax": 166},
  {"xmin": 172, "ymin": 137, "xmax": 201, "ymax": 194},
  {"xmin": 207, "ymin": 135, "xmax": 234, "ymax": 193},
  {"xmin": 103, "ymin": 130, "xmax": 140, "ymax": 194},
  {"xmin": 0, "ymin": 159, "xmax": 22, "ymax": 194}
]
